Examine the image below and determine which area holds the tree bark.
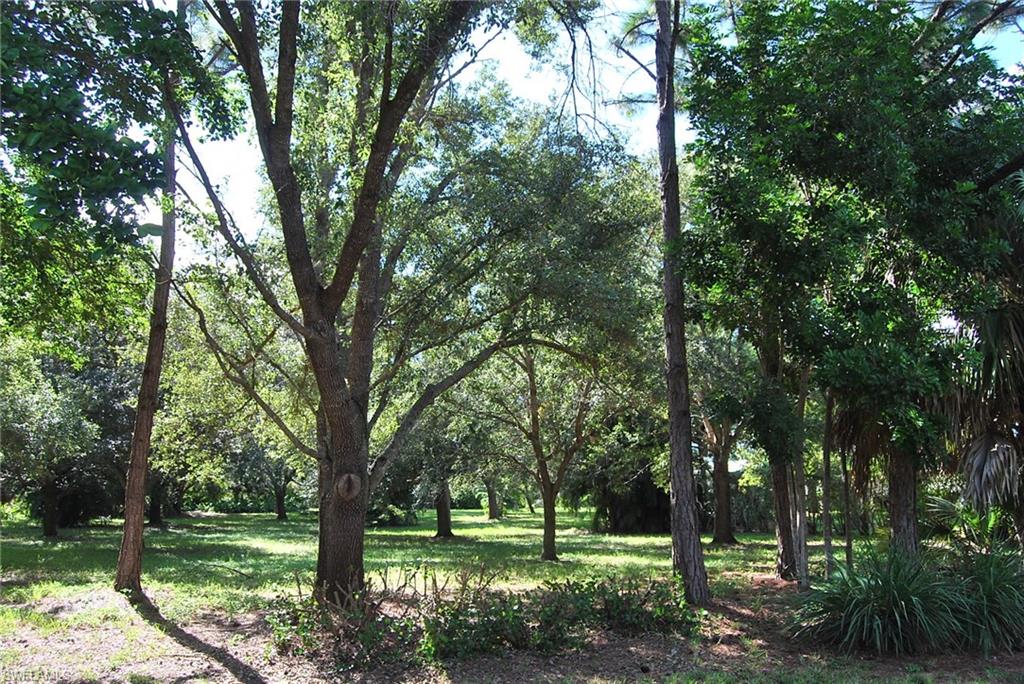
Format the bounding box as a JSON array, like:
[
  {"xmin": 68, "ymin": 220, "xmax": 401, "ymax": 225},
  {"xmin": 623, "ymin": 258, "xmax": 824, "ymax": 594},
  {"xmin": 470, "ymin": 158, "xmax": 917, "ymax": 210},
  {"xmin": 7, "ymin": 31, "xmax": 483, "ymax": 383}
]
[
  {"xmin": 840, "ymin": 446, "xmax": 854, "ymax": 569},
  {"xmin": 485, "ymin": 480, "xmax": 502, "ymax": 520},
  {"xmin": 655, "ymin": 0, "xmax": 710, "ymax": 607},
  {"xmin": 435, "ymin": 476, "xmax": 453, "ymax": 538},
  {"xmin": 148, "ymin": 472, "xmax": 163, "ymax": 527},
  {"xmin": 793, "ymin": 369, "xmax": 811, "ymax": 590},
  {"xmin": 821, "ymin": 391, "xmax": 835, "ymax": 578},
  {"xmin": 541, "ymin": 485, "xmax": 558, "ymax": 561},
  {"xmin": 770, "ymin": 457, "xmax": 797, "ymax": 579},
  {"xmin": 711, "ymin": 438, "xmax": 737, "ymax": 544},
  {"xmin": 41, "ymin": 478, "xmax": 59, "ymax": 538},
  {"xmin": 115, "ymin": 124, "xmax": 176, "ymax": 595},
  {"xmin": 274, "ymin": 487, "xmax": 287, "ymax": 521},
  {"xmin": 888, "ymin": 452, "xmax": 919, "ymax": 555}
]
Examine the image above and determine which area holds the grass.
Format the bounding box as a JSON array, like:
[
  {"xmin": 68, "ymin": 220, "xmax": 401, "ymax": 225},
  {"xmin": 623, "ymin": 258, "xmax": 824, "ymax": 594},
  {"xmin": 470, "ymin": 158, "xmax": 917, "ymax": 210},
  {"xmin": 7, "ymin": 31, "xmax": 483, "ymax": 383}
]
[{"xmin": 0, "ymin": 508, "xmax": 790, "ymax": 619}]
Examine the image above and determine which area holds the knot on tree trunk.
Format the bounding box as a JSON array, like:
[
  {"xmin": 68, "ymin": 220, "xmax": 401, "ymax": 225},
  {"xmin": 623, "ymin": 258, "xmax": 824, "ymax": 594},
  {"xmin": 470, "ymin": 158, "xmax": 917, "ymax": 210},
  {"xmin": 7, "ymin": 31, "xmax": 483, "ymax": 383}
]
[{"xmin": 334, "ymin": 473, "xmax": 362, "ymax": 502}]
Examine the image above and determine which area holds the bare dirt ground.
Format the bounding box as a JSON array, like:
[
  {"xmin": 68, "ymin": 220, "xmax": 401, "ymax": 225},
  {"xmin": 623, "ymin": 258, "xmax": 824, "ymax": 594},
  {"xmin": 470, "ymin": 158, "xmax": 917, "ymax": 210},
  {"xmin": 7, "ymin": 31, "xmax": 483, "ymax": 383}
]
[{"xmin": 3, "ymin": 574, "xmax": 1024, "ymax": 683}]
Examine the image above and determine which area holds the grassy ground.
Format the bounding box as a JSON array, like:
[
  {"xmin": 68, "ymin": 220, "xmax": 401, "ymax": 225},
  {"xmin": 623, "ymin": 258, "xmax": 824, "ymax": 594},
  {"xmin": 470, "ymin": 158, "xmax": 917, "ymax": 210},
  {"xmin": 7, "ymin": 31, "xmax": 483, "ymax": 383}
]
[{"xmin": 1, "ymin": 509, "xmax": 1022, "ymax": 683}]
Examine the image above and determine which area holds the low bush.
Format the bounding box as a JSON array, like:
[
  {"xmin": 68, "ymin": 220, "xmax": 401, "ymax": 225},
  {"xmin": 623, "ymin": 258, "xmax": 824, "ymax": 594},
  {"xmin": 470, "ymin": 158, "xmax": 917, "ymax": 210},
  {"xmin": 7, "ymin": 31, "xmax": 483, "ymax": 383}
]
[
  {"xmin": 794, "ymin": 548, "xmax": 966, "ymax": 655},
  {"xmin": 794, "ymin": 546, "xmax": 1024, "ymax": 656},
  {"xmin": 266, "ymin": 568, "xmax": 700, "ymax": 667},
  {"xmin": 955, "ymin": 546, "xmax": 1024, "ymax": 653}
]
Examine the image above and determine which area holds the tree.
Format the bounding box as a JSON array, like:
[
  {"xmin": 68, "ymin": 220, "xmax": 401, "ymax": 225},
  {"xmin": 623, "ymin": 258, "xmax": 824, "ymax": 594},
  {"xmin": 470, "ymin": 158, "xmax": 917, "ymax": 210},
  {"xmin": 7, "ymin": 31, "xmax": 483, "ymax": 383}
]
[
  {"xmin": 689, "ymin": 328, "xmax": 758, "ymax": 545},
  {"xmin": 0, "ymin": 338, "xmax": 98, "ymax": 537},
  {"xmin": 653, "ymin": 0, "xmax": 711, "ymax": 606},
  {"xmin": 458, "ymin": 345, "xmax": 603, "ymax": 560}
]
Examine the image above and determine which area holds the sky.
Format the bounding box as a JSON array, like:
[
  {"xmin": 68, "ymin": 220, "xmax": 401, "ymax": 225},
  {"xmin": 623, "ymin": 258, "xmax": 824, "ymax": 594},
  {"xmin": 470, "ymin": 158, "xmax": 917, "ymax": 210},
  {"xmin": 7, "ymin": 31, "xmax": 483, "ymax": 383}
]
[{"xmin": 158, "ymin": 5, "xmax": 1023, "ymax": 262}]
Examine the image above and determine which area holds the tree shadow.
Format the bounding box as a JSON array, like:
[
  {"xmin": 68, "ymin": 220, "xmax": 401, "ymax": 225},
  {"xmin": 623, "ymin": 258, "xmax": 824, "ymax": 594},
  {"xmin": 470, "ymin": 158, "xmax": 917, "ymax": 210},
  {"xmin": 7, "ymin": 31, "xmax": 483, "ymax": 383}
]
[{"xmin": 130, "ymin": 593, "xmax": 267, "ymax": 684}]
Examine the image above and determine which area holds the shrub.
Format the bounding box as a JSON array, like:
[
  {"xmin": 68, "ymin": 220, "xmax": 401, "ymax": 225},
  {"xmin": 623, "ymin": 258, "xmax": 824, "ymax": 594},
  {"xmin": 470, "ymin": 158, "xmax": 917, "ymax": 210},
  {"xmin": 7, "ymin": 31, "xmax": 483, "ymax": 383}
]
[
  {"xmin": 956, "ymin": 547, "xmax": 1024, "ymax": 653},
  {"xmin": 794, "ymin": 548, "xmax": 967, "ymax": 655},
  {"xmin": 267, "ymin": 569, "xmax": 701, "ymax": 667}
]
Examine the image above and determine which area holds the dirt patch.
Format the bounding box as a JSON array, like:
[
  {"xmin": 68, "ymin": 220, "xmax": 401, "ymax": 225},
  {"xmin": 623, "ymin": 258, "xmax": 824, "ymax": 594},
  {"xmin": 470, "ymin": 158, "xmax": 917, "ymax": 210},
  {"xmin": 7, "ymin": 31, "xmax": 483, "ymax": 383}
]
[{"xmin": 4, "ymin": 578, "xmax": 1024, "ymax": 683}]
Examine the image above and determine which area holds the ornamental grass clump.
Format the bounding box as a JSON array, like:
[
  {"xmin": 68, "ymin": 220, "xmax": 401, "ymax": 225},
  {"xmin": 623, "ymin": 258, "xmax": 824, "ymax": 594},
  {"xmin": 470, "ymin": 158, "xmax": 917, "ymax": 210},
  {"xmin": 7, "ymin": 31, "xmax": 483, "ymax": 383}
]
[{"xmin": 794, "ymin": 548, "xmax": 967, "ymax": 655}]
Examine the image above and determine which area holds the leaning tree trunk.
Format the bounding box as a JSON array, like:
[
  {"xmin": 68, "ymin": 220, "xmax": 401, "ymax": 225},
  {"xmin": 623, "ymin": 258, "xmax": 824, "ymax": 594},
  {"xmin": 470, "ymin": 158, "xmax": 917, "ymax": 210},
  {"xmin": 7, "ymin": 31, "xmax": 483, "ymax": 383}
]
[
  {"xmin": 712, "ymin": 440, "xmax": 738, "ymax": 544},
  {"xmin": 274, "ymin": 487, "xmax": 287, "ymax": 521},
  {"xmin": 148, "ymin": 471, "xmax": 163, "ymax": 527},
  {"xmin": 769, "ymin": 457, "xmax": 797, "ymax": 579},
  {"xmin": 485, "ymin": 480, "xmax": 502, "ymax": 520},
  {"xmin": 41, "ymin": 478, "xmax": 59, "ymax": 538},
  {"xmin": 888, "ymin": 452, "xmax": 919, "ymax": 555},
  {"xmin": 115, "ymin": 128, "xmax": 176, "ymax": 594},
  {"xmin": 821, "ymin": 391, "xmax": 835, "ymax": 578},
  {"xmin": 540, "ymin": 484, "xmax": 558, "ymax": 561},
  {"xmin": 655, "ymin": 0, "xmax": 710, "ymax": 606},
  {"xmin": 435, "ymin": 477, "xmax": 453, "ymax": 538}
]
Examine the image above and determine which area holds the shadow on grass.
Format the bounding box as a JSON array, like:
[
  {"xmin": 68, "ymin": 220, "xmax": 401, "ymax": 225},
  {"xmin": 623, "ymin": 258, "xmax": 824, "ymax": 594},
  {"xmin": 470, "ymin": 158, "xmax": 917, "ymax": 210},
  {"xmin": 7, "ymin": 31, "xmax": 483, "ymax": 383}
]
[{"xmin": 131, "ymin": 593, "xmax": 267, "ymax": 684}]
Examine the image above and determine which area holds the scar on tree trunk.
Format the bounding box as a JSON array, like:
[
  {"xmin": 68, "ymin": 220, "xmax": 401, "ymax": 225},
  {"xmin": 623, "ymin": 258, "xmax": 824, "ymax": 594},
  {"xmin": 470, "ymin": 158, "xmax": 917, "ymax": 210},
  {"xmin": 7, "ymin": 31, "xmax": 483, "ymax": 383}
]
[
  {"xmin": 435, "ymin": 477, "xmax": 453, "ymax": 538},
  {"xmin": 42, "ymin": 478, "xmax": 59, "ymax": 538}
]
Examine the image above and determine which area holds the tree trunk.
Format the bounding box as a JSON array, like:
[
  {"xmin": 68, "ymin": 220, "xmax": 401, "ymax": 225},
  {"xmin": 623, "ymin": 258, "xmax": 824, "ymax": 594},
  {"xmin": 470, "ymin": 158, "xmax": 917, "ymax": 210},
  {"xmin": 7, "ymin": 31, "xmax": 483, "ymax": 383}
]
[
  {"xmin": 888, "ymin": 453, "xmax": 919, "ymax": 555},
  {"xmin": 822, "ymin": 391, "xmax": 835, "ymax": 578},
  {"xmin": 435, "ymin": 477, "xmax": 453, "ymax": 538},
  {"xmin": 485, "ymin": 480, "xmax": 502, "ymax": 520},
  {"xmin": 655, "ymin": 0, "xmax": 710, "ymax": 607},
  {"xmin": 524, "ymin": 486, "xmax": 535, "ymax": 514},
  {"xmin": 712, "ymin": 441, "xmax": 737, "ymax": 544},
  {"xmin": 770, "ymin": 457, "xmax": 797, "ymax": 579},
  {"xmin": 793, "ymin": 369, "xmax": 811, "ymax": 590},
  {"xmin": 840, "ymin": 447, "xmax": 854, "ymax": 568},
  {"xmin": 148, "ymin": 472, "xmax": 163, "ymax": 527},
  {"xmin": 541, "ymin": 486, "xmax": 558, "ymax": 561},
  {"xmin": 275, "ymin": 487, "xmax": 287, "ymax": 521},
  {"xmin": 115, "ymin": 125, "xmax": 176, "ymax": 595},
  {"xmin": 312, "ymin": 396, "xmax": 369, "ymax": 604},
  {"xmin": 41, "ymin": 478, "xmax": 59, "ymax": 538},
  {"xmin": 1011, "ymin": 501, "xmax": 1024, "ymax": 551}
]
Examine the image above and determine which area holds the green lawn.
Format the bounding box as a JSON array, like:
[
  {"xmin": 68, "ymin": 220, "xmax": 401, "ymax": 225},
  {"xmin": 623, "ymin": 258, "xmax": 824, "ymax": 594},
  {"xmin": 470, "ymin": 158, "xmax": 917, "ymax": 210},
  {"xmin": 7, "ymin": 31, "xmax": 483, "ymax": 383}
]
[
  {"xmin": 1, "ymin": 508, "xmax": 788, "ymax": 620},
  {"xmin": 6, "ymin": 510, "xmax": 1015, "ymax": 683}
]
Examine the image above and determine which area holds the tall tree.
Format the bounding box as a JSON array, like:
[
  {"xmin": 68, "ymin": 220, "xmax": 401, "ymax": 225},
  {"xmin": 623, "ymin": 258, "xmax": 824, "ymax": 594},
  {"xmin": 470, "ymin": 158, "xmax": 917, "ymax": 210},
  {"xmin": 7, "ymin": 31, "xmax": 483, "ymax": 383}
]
[{"xmin": 654, "ymin": 0, "xmax": 710, "ymax": 606}]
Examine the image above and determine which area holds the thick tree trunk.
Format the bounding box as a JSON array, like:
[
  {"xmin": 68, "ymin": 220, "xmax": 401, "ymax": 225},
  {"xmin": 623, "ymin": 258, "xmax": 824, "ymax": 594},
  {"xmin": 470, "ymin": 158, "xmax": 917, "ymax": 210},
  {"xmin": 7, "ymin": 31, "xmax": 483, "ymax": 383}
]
[
  {"xmin": 655, "ymin": 0, "xmax": 710, "ymax": 607},
  {"xmin": 275, "ymin": 487, "xmax": 287, "ymax": 521},
  {"xmin": 312, "ymin": 395, "xmax": 369, "ymax": 604},
  {"xmin": 770, "ymin": 457, "xmax": 797, "ymax": 579},
  {"xmin": 822, "ymin": 391, "xmax": 835, "ymax": 578},
  {"xmin": 41, "ymin": 478, "xmax": 59, "ymax": 538},
  {"xmin": 712, "ymin": 441, "xmax": 737, "ymax": 544},
  {"xmin": 115, "ymin": 129, "xmax": 176, "ymax": 595},
  {"xmin": 541, "ymin": 486, "xmax": 558, "ymax": 561},
  {"xmin": 485, "ymin": 480, "xmax": 502, "ymax": 520},
  {"xmin": 148, "ymin": 472, "xmax": 163, "ymax": 527},
  {"xmin": 435, "ymin": 477, "xmax": 453, "ymax": 538},
  {"xmin": 888, "ymin": 453, "xmax": 919, "ymax": 555},
  {"xmin": 840, "ymin": 447, "xmax": 854, "ymax": 568}
]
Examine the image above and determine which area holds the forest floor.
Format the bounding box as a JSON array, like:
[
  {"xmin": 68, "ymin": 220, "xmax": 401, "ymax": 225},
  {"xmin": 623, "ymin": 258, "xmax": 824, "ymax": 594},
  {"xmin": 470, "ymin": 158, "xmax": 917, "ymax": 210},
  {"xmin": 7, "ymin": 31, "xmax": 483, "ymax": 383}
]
[{"xmin": 1, "ymin": 510, "xmax": 1023, "ymax": 683}]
